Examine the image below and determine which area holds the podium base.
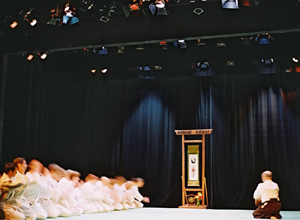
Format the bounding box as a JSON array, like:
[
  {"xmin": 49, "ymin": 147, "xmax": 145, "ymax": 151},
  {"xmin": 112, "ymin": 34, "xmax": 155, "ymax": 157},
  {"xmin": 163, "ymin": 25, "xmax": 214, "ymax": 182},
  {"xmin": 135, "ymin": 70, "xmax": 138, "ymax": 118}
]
[{"xmin": 179, "ymin": 205, "xmax": 207, "ymax": 209}]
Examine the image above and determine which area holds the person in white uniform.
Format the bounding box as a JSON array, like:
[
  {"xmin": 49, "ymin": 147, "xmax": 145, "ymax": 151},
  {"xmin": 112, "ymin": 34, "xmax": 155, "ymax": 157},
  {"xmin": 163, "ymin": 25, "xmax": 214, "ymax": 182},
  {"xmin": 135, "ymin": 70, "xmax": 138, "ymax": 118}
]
[
  {"xmin": 38, "ymin": 167, "xmax": 60, "ymax": 218},
  {"xmin": 58, "ymin": 169, "xmax": 83, "ymax": 216},
  {"xmin": 95, "ymin": 179, "xmax": 113, "ymax": 212},
  {"xmin": 23, "ymin": 160, "xmax": 48, "ymax": 220},
  {"xmin": 100, "ymin": 177, "xmax": 123, "ymax": 211},
  {"xmin": 253, "ymin": 170, "xmax": 281, "ymax": 219},
  {"xmin": 130, "ymin": 178, "xmax": 149, "ymax": 208},
  {"xmin": 78, "ymin": 174, "xmax": 100, "ymax": 214},
  {"xmin": 47, "ymin": 163, "xmax": 71, "ymax": 217},
  {"xmin": 13, "ymin": 157, "xmax": 37, "ymax": 220},
  {"xmin": 0, "ymin": 162, "xmax": 26, "ymax": 220}
]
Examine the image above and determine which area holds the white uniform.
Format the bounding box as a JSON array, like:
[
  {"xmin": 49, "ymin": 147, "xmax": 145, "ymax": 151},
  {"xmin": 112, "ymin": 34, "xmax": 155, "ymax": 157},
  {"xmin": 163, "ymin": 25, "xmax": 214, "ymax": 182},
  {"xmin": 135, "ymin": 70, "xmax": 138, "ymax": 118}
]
[
  {"xmin": 115, "ymin": 184, "xmax": 129, "ymax": 210},
  {"xmin": 58, "ymin": 177, "xmax": 83, "ymax": 216},
  {"xmin": 109, "ymin": 185, "xmax": 123, "ymax": 211},
  {"xmin": 14, "ymin": 171, "xmax": 37, "ymax": 220},
  {"xmin": 44, "ymin": 176, "xmax": 71, "ymax": 217},
  {"xmin": 131, "ymin": 185, "xmax": 144, "ymax": 208},
  {"xmin": 78, "ymin": 182, "xmax": 98, "ymax": 214},
  {"xmin": 23, "ymin": 172, "xmax": 48, "ymax": 219},
  {"xmin": 38, "ymin": 176, "xmax": 60, "ymax": 218},
  {"xmin": 95, "ymin": 181, "xmax": 112, "ymax": 212},
  {"xmin": 253, "ymin": 179, "xmax": 280, "ymax": 203},
  {"xmin": 0, "ymin": 173, "xmax": 26, "ymax": 220}
]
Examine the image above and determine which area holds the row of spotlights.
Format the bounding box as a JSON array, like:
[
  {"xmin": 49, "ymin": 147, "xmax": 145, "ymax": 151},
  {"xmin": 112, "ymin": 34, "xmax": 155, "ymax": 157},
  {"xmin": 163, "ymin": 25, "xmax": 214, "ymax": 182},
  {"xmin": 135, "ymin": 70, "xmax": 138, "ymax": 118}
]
[
  {"xmin": 10, "ymin": 18, "xmax": 38, "ymax": 29},
  {"xmin": 91, "ymin": 68, "xmax": 108, "ymax": 74},
  {"xmin": 26, "ymin": 52, "xmax": 47, "ymax": 61}
]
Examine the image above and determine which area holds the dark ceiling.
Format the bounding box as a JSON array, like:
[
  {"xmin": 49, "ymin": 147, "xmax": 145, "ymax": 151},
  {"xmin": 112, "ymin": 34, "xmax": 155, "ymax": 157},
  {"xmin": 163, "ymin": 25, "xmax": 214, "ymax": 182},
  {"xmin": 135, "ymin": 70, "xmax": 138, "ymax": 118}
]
[{"xmin": 1, "ymin": 0, "xmax": 300, "ymax": 54}]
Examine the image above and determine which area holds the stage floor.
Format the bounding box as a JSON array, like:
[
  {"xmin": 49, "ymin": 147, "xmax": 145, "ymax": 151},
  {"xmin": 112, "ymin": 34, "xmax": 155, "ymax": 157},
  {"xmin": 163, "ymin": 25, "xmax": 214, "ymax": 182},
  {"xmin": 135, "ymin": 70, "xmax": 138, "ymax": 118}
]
[{"xmin": 56, "ymin": 208, "xmax": 300, "ymax": 220}]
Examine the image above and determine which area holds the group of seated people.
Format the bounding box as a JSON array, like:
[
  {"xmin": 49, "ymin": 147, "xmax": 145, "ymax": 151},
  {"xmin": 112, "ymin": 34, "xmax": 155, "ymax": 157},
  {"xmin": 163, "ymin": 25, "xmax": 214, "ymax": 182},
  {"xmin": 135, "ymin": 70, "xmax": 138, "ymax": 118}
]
[{"xmin": 0, "ymin": 158, "xmax": 149, "ymax": 220}]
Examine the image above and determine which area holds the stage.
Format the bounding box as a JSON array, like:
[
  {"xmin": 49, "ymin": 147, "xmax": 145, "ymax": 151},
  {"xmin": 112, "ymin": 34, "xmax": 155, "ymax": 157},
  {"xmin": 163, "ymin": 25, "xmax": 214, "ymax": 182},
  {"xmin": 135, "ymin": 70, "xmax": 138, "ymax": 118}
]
[{"xmin": 55, "ymin": 208, "xmax": 300, "ymax": 219}]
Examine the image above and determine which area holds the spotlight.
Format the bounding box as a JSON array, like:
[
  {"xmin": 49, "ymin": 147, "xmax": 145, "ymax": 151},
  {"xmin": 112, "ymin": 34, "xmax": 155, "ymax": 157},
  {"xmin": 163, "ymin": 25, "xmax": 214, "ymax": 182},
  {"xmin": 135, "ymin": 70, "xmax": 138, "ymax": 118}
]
[
  {"xmin": 98, "ymin": 47, "xmax": 108, "ymax": 55},
  {"xmin": 29, "ymin": 19, "xmax": 37, "ymax": 26},
  {"xmin": 159, "ymin": 42, "xmax": 167, "ymax": 50},
  {"xmin": 22, "ymin": 8, "xmax": 38, "ymax": 27},
  {"xmin": 173, "ymin": 40, "xmax": 187, "ymax": 48},
  {"xmin": 195, "ymin": 61, "xmax": 212, "ymax": 76},
  {"xmin": 27, "ymin": 54, "xmax": 34, "ymax": 61},
  {"xmin": 178, "ymin": 40, "xmax": 187, "ymax": 48},
  {"xmin": 197, "ymin": 39, "xmax": 206, "ymax": 46},
  {"xmin": 136, "ymin": 45, "xmax": 145, "ymax": 50},
  {"xmin": 91, "ymin": 68, "xmax": 97, "ymax": 73},
  {"xmin": 154, "ymin": 65, "xmax": 162, "ymax": 70},
  {"xmin": 137, "ymin": 66, "xmax": 151, "ymax": 71},
  {"xmin": 38, "ymin": 53, "xmax": 47, "ymax": 60},
  {"xmin": 255, "ymin": 33, "xmax": 273, "ymax": 45},
  {"xmin": 292, "ymin": 56, "xmax": 299, "ymax": 63},
  {"xmin": 216, "ymin": 39, "xmax": 226, "ymax": 47},
  {"xmin": 10, "ymin": 21, "xmax": 18, "ymax": 29},
  {"xmin": 222, "ymin": 0, "xmax": 239, "ymax": 9},
  {"xmin": 260, "ymin": 58, "xmax": 276, "ymax": 74},
  {"xmin": 117, "ymin": 45, "xmax": 124, "ymax": 53},
  {"xmin": 101, "ymin": 68, "xmax": 108, "ymax": 74},
  {"xmin": 239, "ymin": 0, "xmax": 256, "ymax": 7},
  {"xmin": 227, "ymin": 61, "xmax": 234, "ymax": 66},
  {"xmin": 197, "ymin": 61, "xmax": 209, "ymax": 69}
]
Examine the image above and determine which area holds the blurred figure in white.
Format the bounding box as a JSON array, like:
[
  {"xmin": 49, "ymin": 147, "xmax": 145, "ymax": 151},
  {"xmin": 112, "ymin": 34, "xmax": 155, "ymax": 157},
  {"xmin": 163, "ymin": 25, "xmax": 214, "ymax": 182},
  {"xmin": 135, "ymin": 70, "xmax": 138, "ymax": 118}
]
[
  {"xmin": 115, "ymin": 176, "xmax": 129, "ymax": 210},
  {"xmin": 0, "ymin": 162, "xmax": 25, "ymax": 220},
  {"xmin": 13, "ymin": 157, "xmax": 37, "ymax": 220},
  {"xmin": 58, "ymin": 169, "xmax": 83, "ymax": 216},
  {"xmin": 95, "ymin": 178, "xmax": 113, "ymax": 212},
  {"xmin": 47, "ymin": 163, "xmax": 71, "ymax": 217},
  {"xmin": 79, "ymin": 174, "xmax": 100, "ymax": 213},
  {"xmin": 100, "ymin": 177, "xmax": 123, "ymax": 211},
  {"xmin": 130, "ymin": 178, "xmax": 149, "ymax": 208},
  {"xmin": 39, "ymin": 167, "xmax": 60, "ymax": 218},
  {"xmin": 23, "ymin": 160, "xmax": 48, "ymax": 219}
]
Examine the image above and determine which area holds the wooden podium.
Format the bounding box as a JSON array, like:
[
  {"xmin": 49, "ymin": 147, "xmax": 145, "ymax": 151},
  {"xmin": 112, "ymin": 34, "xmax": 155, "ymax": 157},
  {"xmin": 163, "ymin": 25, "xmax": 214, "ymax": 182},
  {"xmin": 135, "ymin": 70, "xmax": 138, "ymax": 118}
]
[{"xmin": 175, "ymin": 129, "xmax": 212, "ymax": 209}]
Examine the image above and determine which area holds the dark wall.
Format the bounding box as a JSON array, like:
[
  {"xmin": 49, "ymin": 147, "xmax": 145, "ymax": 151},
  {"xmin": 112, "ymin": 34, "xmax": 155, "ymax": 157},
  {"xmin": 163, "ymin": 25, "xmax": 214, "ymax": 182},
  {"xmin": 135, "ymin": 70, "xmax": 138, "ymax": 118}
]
[{"xmin": 1, "ymin": 52, "xmax": 300, "ymax": 210}]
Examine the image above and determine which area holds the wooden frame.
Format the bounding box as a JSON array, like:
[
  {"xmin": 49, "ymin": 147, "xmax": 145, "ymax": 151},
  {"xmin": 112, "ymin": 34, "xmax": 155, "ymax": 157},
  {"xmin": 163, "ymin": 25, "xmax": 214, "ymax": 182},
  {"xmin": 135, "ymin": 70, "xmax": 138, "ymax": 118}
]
[{"xmin": 175, "ymin": 129, "xmax": 212, "ymax": 209}]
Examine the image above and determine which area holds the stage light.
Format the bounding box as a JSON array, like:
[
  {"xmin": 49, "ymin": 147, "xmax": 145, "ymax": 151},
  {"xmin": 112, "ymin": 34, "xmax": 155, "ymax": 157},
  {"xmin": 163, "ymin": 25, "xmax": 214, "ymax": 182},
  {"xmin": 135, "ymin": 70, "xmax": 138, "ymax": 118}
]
[
  {"xmin": 30, "ymin": 19, "xmax": 37, "ymax": 26},
  {"xmin": 197, "ymin": 39, "xmax": 206, "ymax": 46},
  {"xmin": 101, "ymin": 68, "xmax": 108, "ymax": 74},
  {"xmin": 197, "ymin": 61, "xmax": 209, "ymax": 69},
  {"xmin": 38, "ymin": 53, "xmax": 47, "ymax": 60},
  {"xmin": 137, "ymin": 66, "xmax": 151, "ymax": 71},
  {"xmin": 154, "ymin": 65, "xmax": 162, "ymax": 70},
  {"xmin": 10, "ymin": 21, "xmax": 18, "ymax": 29},
  {"xmin": 91, "ymin": 68, "xmax": 97, "ymax": 73},
  {"xmin": 222, "ymin": 0, "xmax": 239, "ymax": 9},
  {"xmin": 292, "ymin": 56, "xmax": 299, "ymax": 63},
  {"xmin": 178, "ymin": 40, "xmax": 187, "ymax": 48},
  {"xmin": 118, "ymin": 45, "xmax": 124, "ymax": 53},
  {"xmin": 227, "ymin": 61, "xmax": 234, "ymax": 66},
  {"xmin": 216, "ymin": 39, "xmax": 226, "ymax": 47},
  {"xmin": 239, "ymin": 0, "xmax": 256, "ymax": 7},
  {"xmin": 194, "ymin": 61, "xmax": 212, "ymax": 76},
  {"xmin": 173, "ymin": 40, "xmax": 187, "ymax": 48},
  {"xmin": 159, "ymin": 42, "xmax": 167, "ymax": 50},
  {"xmin": 255, "ymin": 33, "xmax": 273, "ymax": 45},
  {"xmin": 98, "ymin": 47, "xmax": 108, "ymax": 55},
  {"xmin": 27, "ymin": 54, "xmax": 34, "ymax": 61},
  {"xmin": 260, "ymin": 58, "xmax": 276, "ymax": 74},
  {"xmin": 136, "ymin": 45, "xmax": 145, "ymax": 50}
]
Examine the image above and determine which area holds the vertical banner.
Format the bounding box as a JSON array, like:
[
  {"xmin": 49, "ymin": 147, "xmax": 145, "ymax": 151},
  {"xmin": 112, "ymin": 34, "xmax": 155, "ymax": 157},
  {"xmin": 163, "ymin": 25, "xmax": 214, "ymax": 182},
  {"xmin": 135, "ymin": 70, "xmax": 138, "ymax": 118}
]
[{"xmin": 187, "ymin": 145, "xmax": 200, "ymax": 186}]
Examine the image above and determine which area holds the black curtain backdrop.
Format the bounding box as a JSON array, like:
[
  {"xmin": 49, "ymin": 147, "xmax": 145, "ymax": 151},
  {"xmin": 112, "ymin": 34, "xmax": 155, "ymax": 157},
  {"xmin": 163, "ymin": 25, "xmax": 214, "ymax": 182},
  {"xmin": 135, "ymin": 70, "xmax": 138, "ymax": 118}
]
[{"xmin": 1, "ymin": 55, "xmax": 300, "ymax": 210}]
